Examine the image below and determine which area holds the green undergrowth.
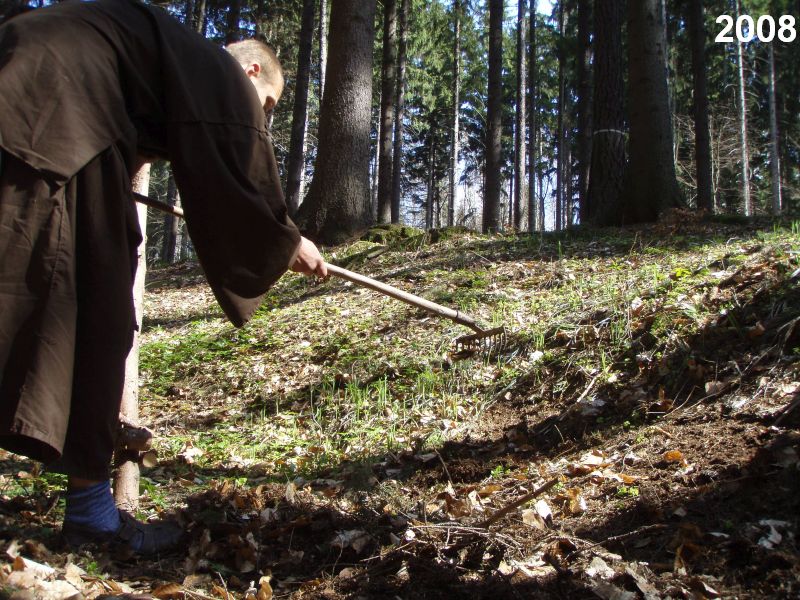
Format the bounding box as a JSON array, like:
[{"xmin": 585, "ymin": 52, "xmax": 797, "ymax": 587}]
[{"xmin": 131, "ymin": 220, "xmax": 800, "ymax": 491}]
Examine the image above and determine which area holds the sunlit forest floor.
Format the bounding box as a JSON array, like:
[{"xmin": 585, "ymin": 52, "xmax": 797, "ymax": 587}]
[{"xmin": 2, "ymin": 214, "xmax": 800, "ymax": 599}]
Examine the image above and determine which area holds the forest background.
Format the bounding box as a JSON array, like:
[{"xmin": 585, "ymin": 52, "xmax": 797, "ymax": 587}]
[{"xmin": 3, "ymin": 0, "xmax": 793, "ymax": 256}]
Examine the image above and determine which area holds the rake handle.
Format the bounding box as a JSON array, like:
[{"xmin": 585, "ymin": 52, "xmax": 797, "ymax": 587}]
[
  {"xmin": 325, "ymin": 263, "xmax": 483, "ymax": 333},
  {"xmin": 130, "ymin": 193, "xmax": 482, "ymax": 333}
]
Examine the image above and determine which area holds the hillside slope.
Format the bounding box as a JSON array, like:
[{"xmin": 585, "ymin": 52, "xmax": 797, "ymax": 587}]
[{"xmin": 2, "ymin": 219, "xmax": 799, "ymax": 599}]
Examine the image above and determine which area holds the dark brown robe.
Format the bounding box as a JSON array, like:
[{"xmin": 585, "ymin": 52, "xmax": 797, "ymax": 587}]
[{"xmin": 0, "ymin": 0, "xmax": 301, "ymax": 478}]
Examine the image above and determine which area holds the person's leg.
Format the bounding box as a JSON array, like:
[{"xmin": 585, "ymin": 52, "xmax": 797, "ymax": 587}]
[{"xmin": 51, "ymin": 145, "xmax": 181, "ymax": 553}]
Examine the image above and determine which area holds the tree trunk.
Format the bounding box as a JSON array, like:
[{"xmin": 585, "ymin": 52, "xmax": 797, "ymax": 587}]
[
  {"xmin": 391, "ymin": 0, "xmax": 409, "ymax": 223},
  {"xmin": 160, "ymin": 174, "xmax": 178, "ymax": 263},
  {"xmin": 622, "ymin": 0, "xmax": 682, "ymax": 223},
  {"xmin": 735, "ymin": 0, "xmax": 751, "ymax": 215},
  {"xmin": 555, "ymin": 0, "xmax": 565, "ymax": 231},
  {"xmin": 319, "ymin": 0, "xmax": 328, "ymax": 101},
  {"xmin": 768, "ymin": 42, "xmax": 782, "ymax": 215},
  {"xmin": 184, "ymin": 0, "xmax": 195, "ymax": 29},
  {"xmin": 225, "ymin": 0, "xmax": 241, "ymax": 44},
  {"xmin": 688, "ymin": 0, "xmax": 713, "ymax": 213},
  {"xmin": 528, "ymin": 3, "xmax": 538, "ymax": 232},
  {"xmin": 195, "ymin": 0, "xmax": 207, "ymax": 35},
  {"xmin": 586, "ymin": 0, "xmax": 625, "ymax": 225},
  {"xmin": 113, "ymin": 164, "xmax": 149, "ymax": 512},
  {"xmin": 426, "ymin": 136, "xmax": 435, "ymax": 230},
  {"xmin": 576, "ymin": 0, "xmax": 592, "ymax": 224},
  {"xmin": 377, "ymin": 0, "xmax": 397, "ymax": 224},
  {"xmin": 286, "ymin": 0, "xmax": 316, "ymax": 217},
  {"xmin": 296, "ymin": 0, "xmax": 376, "ymax": 244},
  {"xmin": 513, "ymin": 0, "xmax": 527, "ymax": 230},
  {"xmin": 448, "ymin": 0, "xmax": 462, "ymax": 228},
  {"xmin": 483, "ymin": 0, "xmax": 503, "ymax": 233}
]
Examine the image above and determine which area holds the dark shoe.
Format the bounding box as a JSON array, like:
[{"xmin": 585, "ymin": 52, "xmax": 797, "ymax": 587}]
[{"xmin": 63, "ymin": 510, "xmax": 184, "ymax": 555}]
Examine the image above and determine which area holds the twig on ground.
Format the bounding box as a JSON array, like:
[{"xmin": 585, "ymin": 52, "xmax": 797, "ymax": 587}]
[
  {"xmin": 566, "ymin": 523, "xmax": 669, "ymax": 559},
  {"xmin": 774, "ymin": 394, "xmax": 800, "ymax": 426},
  {"xmin": 477, "ymin": 477, "xmax": 561, "ymax": 529}
]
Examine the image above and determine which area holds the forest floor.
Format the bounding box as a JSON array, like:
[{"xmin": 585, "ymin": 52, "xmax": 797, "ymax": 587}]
[{"xmin": 2, "ymin": 214, "xmax": 800, "ymax": 599}]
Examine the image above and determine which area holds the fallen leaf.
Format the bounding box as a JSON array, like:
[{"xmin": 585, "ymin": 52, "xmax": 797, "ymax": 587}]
[
  {"xmin": 153, "ymin": 582, "xmax": 184, "ymax": 599},
  {"xmin": 585, "ymin": 556, "xmax": 616, "ymax": 580}
]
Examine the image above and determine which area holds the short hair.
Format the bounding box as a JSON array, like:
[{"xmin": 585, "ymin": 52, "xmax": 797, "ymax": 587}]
[{"xmin": 225, "ymin": 39, "xmax": 283, "ymax": 86}]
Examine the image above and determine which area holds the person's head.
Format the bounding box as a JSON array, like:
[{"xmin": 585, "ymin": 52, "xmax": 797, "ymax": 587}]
[{"xmin": 225, "ymin": 40, "xmax": 284, "ymax": 112}]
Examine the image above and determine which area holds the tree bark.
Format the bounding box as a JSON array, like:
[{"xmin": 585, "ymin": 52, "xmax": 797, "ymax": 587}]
[
  {"xmin": 528, "ymin": 3, "xmax": 538, "ymax": 232},
  {"xmin": 622, "ymin": 0, "xmax": 682, "ymax": 223},
  {"xmin": 377, "ymin": 0, "xmax": 398, "ymax": 224},
  {"xmin": 688, "ymin": 0, "xmax": 713, "ymax": 213},
  {"xmin": 734, "ymin": 0, "xmax": 751, "ymax": 215},
  {"xmin": 160, "ymin": 174, "xmax": 179, "ymax": 263},
  {"xmin": 586, "ymin": 0, "xmax": 625, "ymax": 225},
  {"xmin": 286, "ymin": 0, "xmax": 316, "ymax": 217},
  {"xmin": 513, "ymin": 0, "xmax": 527, "ymax": 230},
  {"xmin": 195, "ymin": 0, "xmax": 207, "ymax": 35},
  {"xmin": 483, "ymin": 0, "xmax": 504, "ymax": 233},
  {"xmin": 448, "ymin": 0, "xmax": 462, "ymax": 228},
  {"xmin": 767, "ymin": 42, "xmax": 782, "ymax": 215},
  {"xmin": 113, "ymin": 164, "xmax": 149, "ymax": 512},
  {"xmin": 555, "ymin": 0, "xmax": 565, "ymax": 231},
  {"xmin": 319, "ymin": 0, "xmax": 328, "ymax": 101},
  {"xmin": 225, "ymin": 0, "xmax": 241, "ymax": 44},
  {"xmin": 391, "ymin": 0, "xmax": 409, "ymax": 223},
  {"xmin": 576, "ymin": 0, "xmax": 592, "ymax": 224},
  {"xmin": 296, "ymin": 0, "xmax": 376, "ymax": 244}
]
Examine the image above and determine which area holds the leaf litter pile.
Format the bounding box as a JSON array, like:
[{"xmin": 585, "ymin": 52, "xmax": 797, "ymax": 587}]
[{"xmin": 2, "ymin": 217, "xmax": 799, "ymax": 599}]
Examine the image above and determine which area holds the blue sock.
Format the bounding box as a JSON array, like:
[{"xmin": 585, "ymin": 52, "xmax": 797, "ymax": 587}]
[{"xmin": 64, "ymin": 481, "xmax": 121, "ymax": 533}]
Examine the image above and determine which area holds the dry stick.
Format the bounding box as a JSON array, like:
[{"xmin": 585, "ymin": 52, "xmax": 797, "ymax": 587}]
[
  {"xmin": 774, "ymin": 394, "xmax": 800, "ymax": 426},
  {"xmin": 566, "ymin": 523, "xmax": 668, "ymax": 558},
  {"xmin": 477, "ymin": 476, "xmax": 561, "ymax": 529}
]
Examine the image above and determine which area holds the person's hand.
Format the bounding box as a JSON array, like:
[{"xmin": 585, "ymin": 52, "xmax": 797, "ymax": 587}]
[{"xmin": 290, "ymin": 236, "xmax": 328, "ymax": 278}]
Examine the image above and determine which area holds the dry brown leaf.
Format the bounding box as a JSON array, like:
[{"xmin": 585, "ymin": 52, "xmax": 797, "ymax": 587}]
[
  {"xmin": 152, "ymin": 582, "xmax": 184, "ymax": 599},
  {"xmin": 257, "ymin": 576, "xmax": 273, "ymax": 600},
  {"xmin": 663, "ymin": 450, "xmax": 685, "ymax": 463}
]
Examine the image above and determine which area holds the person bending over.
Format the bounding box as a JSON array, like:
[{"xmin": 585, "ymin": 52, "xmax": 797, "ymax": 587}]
[{"xmin": 0, "ymin": 0, "xmax": 326, "ymax": 554}]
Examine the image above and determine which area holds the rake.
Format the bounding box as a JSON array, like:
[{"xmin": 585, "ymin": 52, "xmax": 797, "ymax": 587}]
[
  {"xmin": 325, "ymin": 263, "xmax": 506, "ymax": 353},
  {"xmin": 133, "ymin": 192, "xmax": 506, "ymax": 352}
]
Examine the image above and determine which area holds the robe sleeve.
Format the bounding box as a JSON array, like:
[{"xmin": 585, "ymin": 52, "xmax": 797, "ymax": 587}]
[{"xmin": 167, "ymin": 121, "xmax": 301, "ymax": 327}]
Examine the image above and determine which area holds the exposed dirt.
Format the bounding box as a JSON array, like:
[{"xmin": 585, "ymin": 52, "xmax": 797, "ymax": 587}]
[{"xmin": 1, "ymin": 222, "xmax": 799, "ymax": 599}]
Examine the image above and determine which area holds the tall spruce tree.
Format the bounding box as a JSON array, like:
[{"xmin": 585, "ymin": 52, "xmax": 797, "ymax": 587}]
[
  {"xmin": 483, "ymin": 0, "xmax": 504, "ymax": 232},
  {"xmin": 622, "ymin": 0, "xmax": 682, "ymax": 223},
  {"xmin": 296, "ymin": 0, "xmax": 377, "ymax": 243}
]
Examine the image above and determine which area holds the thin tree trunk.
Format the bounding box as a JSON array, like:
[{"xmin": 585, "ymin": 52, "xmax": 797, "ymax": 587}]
[
  {"xmin": 555, "ymin": 0, "xmax": 564, "ymax": 231},
  {"xmin": 688, "ymin": 0, "xmax": 713, "ymax": 213},
  {"xmin": 426, "ymin": 136, "xmax": 435, "ymax": 230},
  {"xmin": 195, "ymin": 0, "xmax": 206, "ymax": 35},
  {"xmin": 184, "ymin": 0, "xmax": 195, "ymax": 29},
  {"xmin": 513, "ymin": 0, "xmax": 527, "ymax": 230},
  {"xmin": 528, "ymin": 2, "xmax": 538, "ymax": 232},
  {"xmin": 161, "ymin": 175, "xmax": 178, "ymax": 263},
  {"xmin": 377, "ymin": 0, "xmax": 398, "ymax": 224},
  {"xmin": 319, "ymin": 0, "xmax": 328, "ymax": 101},
  {"xmin": 391, "ymin": 0, "xmax": 409, "ymax": 223},
  {"xmin": 483, "ymin": 0, "xmax": 504, "ymax": 233},
  {"xmin": 576, "ymin": 0, "xmax": 592, "ymax": 223},
  {"xmin": 114, "ymin": 164, "xmax": 149, "ymax": 512},
  {"xmin": 225, "ymin": 0, "xmax": 241, "ymax": 44},
  {"xmin": 448, "ymin": 0, "xmax": 462, "ymax": 228},
  {"xmin": 286, "ymin": 0, "xmax": 316, "ymax": 217},
  {"xmin": 735, "ymin": 0, "xmax": 751, "ymax": 215},
  {"xmin": 768, "ymin": 42, "xmax": 782, "ymax": 215}
]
